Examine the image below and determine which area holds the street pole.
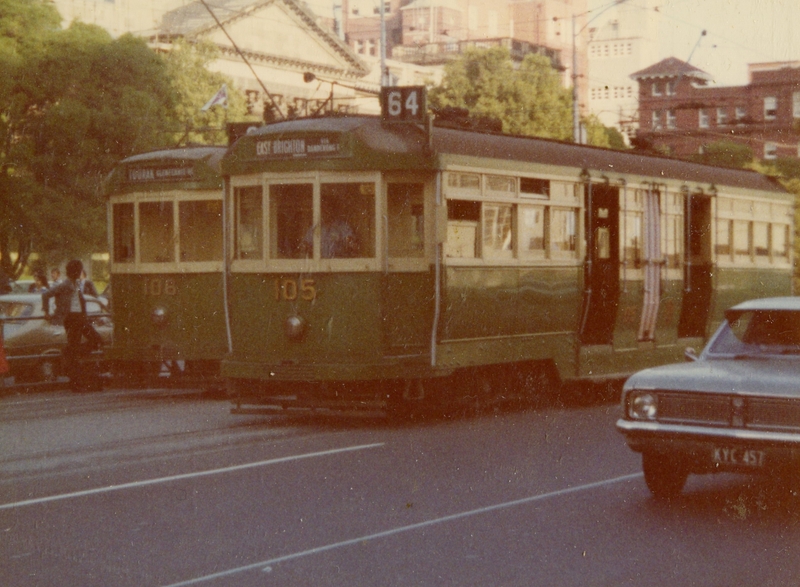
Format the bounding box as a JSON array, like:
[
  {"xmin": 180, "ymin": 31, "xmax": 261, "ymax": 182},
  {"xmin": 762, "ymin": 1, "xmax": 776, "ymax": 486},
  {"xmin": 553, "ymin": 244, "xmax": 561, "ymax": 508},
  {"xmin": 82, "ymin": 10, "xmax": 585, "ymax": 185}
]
[
  {"xmin": 380, "ymin": 0, "xmax": 388, "ymax": 86},
  {"xmin": 572, "ymin": 13, "xmax": 580, "ymax": 143}
]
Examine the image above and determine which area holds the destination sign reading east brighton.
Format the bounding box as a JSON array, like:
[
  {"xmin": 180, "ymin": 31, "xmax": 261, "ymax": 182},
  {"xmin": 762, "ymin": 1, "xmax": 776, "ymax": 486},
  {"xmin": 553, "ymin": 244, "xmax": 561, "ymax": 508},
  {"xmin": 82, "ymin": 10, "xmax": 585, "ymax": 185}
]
[{"xmin": 255, "ymin": 135, "xmax": 343, "ymax": 159}]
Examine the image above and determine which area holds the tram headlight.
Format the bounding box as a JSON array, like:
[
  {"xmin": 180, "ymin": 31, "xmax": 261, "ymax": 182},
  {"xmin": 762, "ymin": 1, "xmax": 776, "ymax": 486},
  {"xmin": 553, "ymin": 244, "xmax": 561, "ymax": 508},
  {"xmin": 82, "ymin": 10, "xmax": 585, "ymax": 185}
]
[
  {"xmin": 151, "ymin": 306, "xmax": 168, "ymax": 328},
  {"xmin": 629, "ymin": 391, "xmax": 658, "ymax": 420},
  {"xmin": 284, "ymin": 315, "xmax": 307, "ymax": 341}
]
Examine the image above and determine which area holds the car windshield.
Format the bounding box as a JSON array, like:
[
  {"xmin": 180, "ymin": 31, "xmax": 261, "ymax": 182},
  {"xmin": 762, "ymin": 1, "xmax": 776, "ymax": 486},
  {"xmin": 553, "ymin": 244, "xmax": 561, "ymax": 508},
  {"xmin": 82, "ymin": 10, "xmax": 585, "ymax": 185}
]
[
  {"xmin": 0, "ymin": 301, "xmax": 36, "ymax": 338},
  {"xmin": 707, "ymin": 309, "xmax": 800, "ymax": 357}
]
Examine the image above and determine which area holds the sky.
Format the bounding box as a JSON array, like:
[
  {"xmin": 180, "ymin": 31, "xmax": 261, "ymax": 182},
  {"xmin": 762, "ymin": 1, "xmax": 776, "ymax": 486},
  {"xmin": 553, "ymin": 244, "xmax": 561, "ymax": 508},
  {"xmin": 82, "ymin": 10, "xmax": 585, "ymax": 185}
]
[{"xmin": 590, "ymin": 0, "xmax": 800, "ymax": 86}]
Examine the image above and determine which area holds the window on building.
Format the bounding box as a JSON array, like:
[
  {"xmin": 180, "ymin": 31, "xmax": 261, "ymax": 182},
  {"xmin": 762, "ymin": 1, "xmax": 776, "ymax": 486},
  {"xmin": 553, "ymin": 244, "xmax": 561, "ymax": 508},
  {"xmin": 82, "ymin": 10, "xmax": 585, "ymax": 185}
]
[
  {"xmin": 764, "ymin": 142, "xmax": 778, "ymax": 160},
  {"xmin": 666, "ymin": 80, "xmax": 676, "ymax": 95},
  {"xmin": 652, "ymin": 110, "xmax": 662, "ymax": 130},
  {"xmin": 666, "ymin": 110, "xmax": 677, "ymax": 129},
  {"xmin": 699, "ymin": 109, "xmax": 710, "ymax": 128},
  {"xmin": 793, "ymin": 91, "xmax": 800, "ymax": 118},
  {"xmin": 764, "ymin": 96, "xmax": 777, "ymax": 120},
  {"xmin": 716, "ymin": 108, "xmax": 728, "ymax": 125},
  {"xmin": 651, "ymin": 82, "xmax": 662, "ymax": 96},
  {"xmin": 735, "ymin": 106, "xmax": 747, "ymax": 124}
]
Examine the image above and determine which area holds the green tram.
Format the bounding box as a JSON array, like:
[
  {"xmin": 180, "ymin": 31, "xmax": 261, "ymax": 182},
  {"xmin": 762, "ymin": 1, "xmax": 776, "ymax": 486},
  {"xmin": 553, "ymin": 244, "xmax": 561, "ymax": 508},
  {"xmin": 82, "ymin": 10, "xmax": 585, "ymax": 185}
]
[
  {"xmin": 104, "ymin": 146, "xmax": 228, "ymax": 384},
  {"xmin": 220, "ymin": 115, "xmax": 793, "ymax": 412}
]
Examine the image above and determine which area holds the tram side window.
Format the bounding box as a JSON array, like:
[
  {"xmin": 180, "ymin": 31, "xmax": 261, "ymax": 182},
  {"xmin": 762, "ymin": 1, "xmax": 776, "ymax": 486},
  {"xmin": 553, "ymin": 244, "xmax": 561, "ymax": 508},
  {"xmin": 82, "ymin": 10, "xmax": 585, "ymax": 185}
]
[
  {"xmin": 319, "ymin": 183, "xmax": 375, "ymax": 258},
  {"xmin": 387, "ymin": 183, "xmax": 424, "ymax": 257},
  {"xmin": 773, "ymin": 224, "xmax": 790, "ymax": 260},
  {"xmin": 483, "ymin": 203, "xmax": 514, "ymax": 259},
  {"xmin": 550, "ymin": 208, "xmax": 577, "ymax": 256},
  {"xmin": 139, "ymin": 201, "xmax": 175, "ymax": 263},
  {"xmin": 235, "ymin": 186, "xmax": 263, "ymax": 260},
  {"xmin": 519, "ymin": 205, "xmax": 545, "ymax": 258},
  {"xmin": 733, "ymin": 220, "xmax": 751, "ymax": 260},
  {"xmin": 446, "ymin": 200, "xmax": 480, "ymax": 258},
  {"xmin": 179, "ymin": 200, "xmax": 223, "ymax": 262},
  {"xmin": 270, "ymin": 184, "xmax": 313, "ymax": 259},
  {"xmin": 623, "ymin": 210, "xmax": 642, "ymax": 267},
  {"xmin": 715, "ymin": 219, "xmax": 732, "ymax": 257},
  {"xmin": 753, "ymin": 222, "xmax": 769, "ymax": 257},
  {"xmin": 113, "ymin": 203, "xmax": 135, "ymax": 263}
]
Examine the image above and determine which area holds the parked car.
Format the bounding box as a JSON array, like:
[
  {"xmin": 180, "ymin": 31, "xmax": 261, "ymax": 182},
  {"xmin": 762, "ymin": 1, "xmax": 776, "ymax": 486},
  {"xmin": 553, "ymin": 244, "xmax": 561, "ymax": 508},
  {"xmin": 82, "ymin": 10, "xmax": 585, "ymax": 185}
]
[
  {"xmin": 617, "ymin": 297, "xmax": 800, "ymax": 498},
  {"xmin": 0, "ymin": 293, "xmax": 112, "ymax": 383}
]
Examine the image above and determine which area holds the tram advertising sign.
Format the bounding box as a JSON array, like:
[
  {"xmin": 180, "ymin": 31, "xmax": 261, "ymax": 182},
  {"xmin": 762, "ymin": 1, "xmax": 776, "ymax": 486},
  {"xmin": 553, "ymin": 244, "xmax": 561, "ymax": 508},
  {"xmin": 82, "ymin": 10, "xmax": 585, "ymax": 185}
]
[{"xmin": 381, "ymin": 86, "xmax": 427, "ymax": 124}]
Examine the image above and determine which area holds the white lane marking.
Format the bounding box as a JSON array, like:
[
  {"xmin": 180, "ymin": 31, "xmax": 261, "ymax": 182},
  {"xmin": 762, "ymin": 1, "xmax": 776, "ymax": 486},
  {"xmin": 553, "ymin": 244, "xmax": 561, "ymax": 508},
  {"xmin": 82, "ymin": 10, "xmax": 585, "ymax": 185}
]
[
  {"xmin": 0, "ymin": 443, "xmax": 384, "ymax": 511},
  {"xmin": 162, "ymin": 472, "xmax": 643, "ymax": 587}
]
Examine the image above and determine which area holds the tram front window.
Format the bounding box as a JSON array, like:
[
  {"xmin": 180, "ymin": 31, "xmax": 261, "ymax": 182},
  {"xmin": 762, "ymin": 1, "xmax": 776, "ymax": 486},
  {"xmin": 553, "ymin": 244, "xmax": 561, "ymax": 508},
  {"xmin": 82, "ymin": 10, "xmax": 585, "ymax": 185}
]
[
  {"xmin": 179, "ymin": 200, "xmax": 223, "ymax": 262},
  {"xmin": 140, "ymin": 201, "xmax": 174, "ymax": 263},
  {"xmin": 113, "ymin": 203, "xmax": 135, "ymax": 263},
  {"xmin": 270, "ymin": 184, "xmax": 313, "ymax": 259},
  {"xmin": 235, "ymin": 186, "xmax": 263, "ymax": 260},
  {"xmin": 319, "ymin": 183, "xmax": 375, "ymax": 258}
]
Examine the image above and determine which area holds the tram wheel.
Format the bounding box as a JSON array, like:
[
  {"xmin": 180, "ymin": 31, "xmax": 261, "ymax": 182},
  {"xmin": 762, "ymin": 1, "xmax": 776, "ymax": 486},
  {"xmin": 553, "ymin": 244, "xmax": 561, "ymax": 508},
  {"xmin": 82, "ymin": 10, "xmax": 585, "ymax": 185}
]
[{"xmin": 386, "ymin": 379, "xmax": 426, "ymax": 422}]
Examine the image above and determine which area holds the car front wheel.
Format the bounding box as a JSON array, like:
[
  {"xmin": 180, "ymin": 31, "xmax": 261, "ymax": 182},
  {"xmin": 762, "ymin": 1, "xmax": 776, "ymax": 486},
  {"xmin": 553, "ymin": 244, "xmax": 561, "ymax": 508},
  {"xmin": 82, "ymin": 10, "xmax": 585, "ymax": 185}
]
[{"xmin": 642, "ymin": 452, "xmax": 688, "ymax": 499}]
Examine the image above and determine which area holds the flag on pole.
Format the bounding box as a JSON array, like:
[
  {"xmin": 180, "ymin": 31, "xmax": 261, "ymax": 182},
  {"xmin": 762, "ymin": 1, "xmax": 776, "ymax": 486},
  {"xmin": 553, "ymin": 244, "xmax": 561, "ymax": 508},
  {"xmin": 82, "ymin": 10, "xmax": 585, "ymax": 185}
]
[{"xmin": 201, "ymin": 84, "xmax": 228, "ymax": 111}]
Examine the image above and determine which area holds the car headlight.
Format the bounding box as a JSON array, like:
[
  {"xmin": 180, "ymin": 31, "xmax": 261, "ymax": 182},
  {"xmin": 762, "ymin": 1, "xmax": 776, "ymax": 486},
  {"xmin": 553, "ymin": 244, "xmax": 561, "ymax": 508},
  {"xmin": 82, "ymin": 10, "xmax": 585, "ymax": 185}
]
[{"xmin": 629, "ymin": 391, "xmax": 658, "ymax": 420}]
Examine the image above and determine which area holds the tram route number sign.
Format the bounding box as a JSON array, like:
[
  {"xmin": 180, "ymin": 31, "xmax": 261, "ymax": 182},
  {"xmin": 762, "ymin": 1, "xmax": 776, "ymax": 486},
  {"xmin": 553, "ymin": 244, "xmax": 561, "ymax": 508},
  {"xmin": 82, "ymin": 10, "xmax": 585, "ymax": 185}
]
[{"xmin": 380, "ymin": 86, "xmax": 427, "ymax": 124}]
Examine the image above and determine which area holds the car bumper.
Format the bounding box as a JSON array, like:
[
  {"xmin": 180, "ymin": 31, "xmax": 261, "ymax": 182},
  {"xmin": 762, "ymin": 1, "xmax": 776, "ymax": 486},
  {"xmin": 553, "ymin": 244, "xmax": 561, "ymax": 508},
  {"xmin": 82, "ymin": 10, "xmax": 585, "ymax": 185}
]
[{"xmin": 617, "ymin": 419, "xmax": 800, "ymax": 473}]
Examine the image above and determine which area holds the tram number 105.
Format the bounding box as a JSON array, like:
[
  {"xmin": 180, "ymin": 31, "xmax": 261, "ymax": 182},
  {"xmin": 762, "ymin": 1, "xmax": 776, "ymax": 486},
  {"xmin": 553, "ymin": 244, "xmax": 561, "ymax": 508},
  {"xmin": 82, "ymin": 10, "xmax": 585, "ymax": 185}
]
[
  {"xmin": 381, "ymin": 86, "xmax": 427, "ymax": 124},
  {"xmin": 274, "ymin": 278, "xmax": 316, "ymax": 301}
]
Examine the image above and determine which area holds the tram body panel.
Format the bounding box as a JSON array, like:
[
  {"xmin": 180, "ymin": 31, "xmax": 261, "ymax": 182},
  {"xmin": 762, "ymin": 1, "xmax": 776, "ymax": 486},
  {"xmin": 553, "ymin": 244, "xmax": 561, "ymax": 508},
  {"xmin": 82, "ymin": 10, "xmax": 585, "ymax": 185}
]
[
  {"xmin": 218, "ymin": 116, "xmax": 793, "ymax": 405},
  {"xmin": 104, "ymin": 147, "xmax": 228, "ymax": 381},
  {"xmin": 107, "ymin": 272, "xmax": 228, "ymax": 363}
]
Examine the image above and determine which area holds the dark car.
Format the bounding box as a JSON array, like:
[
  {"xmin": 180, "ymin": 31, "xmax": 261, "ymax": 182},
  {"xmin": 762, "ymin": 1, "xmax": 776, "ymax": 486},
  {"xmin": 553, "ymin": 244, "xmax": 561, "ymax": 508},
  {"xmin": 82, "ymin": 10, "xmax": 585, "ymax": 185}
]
[
  {"xmin": 0, "ymin": 293, "xmax": 112, "ymax": 383},
  {"xmin": 617, "ymin": 297, "xmax": 800, "ymax": 498}
]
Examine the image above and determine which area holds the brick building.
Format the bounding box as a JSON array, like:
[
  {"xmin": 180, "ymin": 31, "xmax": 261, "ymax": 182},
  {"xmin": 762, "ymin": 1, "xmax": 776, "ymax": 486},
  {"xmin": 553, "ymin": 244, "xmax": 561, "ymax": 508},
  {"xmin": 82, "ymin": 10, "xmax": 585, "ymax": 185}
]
[{"xmin": 631, "ymin": 57, "xmax": 800, "ymax": 161}]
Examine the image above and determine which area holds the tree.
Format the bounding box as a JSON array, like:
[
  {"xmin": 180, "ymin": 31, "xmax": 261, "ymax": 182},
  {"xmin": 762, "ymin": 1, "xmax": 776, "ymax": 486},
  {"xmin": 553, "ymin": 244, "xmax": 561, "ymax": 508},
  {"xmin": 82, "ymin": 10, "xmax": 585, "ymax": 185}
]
[
  {"xmin": 429, "ymin": 47, "xmax": 572, "ymax": 140},
  {"xmin": 581, "ymin": 114, "xmax": 627, "ymax": 149},
  {"xmin": 162, "ymin": 38, "xmax": 250, "ymax": 146},
  {"xmin": 0, "ymin": 18, "xmax": 180, "ymax": 276},
  {"xmin": 689, "ymin": 140, "xmax": 754, "ymax": 169}
]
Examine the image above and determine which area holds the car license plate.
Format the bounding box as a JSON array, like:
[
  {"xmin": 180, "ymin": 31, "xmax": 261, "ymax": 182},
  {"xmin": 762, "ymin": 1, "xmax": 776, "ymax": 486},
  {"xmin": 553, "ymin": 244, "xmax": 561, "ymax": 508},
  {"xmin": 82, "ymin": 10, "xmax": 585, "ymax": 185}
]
[{"xmin": 713, "ymin": 447, "xmax": 765, "ymax": 467}]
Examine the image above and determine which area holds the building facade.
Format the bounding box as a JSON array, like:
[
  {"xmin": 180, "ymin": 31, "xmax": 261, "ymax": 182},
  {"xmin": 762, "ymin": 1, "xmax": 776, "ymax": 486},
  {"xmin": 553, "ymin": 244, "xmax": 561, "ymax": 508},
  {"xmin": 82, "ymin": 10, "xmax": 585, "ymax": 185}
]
[
  {"xmin": 632, "ymin": 57, "xmax": 800, "ymax": 161},
  {"xmin": 586, "ymin": 0, "xmax": 659, "ymax": 141}
]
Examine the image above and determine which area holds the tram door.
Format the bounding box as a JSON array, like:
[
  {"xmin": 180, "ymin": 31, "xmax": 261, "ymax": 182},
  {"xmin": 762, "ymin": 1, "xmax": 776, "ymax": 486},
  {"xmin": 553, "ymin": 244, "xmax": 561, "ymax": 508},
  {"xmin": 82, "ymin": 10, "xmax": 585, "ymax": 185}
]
[
  {"xmin": 580, "ymin": 184, "xmax": 620, "ymax": 345},
  {"xmin": 678, "ymin": 194, "xmax": 713, "ymax": 338}
]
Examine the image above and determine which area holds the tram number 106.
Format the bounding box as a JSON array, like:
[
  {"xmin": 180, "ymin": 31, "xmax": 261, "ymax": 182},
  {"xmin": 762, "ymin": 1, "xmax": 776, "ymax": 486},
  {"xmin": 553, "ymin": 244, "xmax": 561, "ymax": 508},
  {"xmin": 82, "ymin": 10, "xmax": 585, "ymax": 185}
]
[
  {"xmin": 274, "ymin": 278, "xmax": 316, "ymax": 301},
  {"xmin": 144, "ymin": 277, "xmax": 177, "ymax": 296}
]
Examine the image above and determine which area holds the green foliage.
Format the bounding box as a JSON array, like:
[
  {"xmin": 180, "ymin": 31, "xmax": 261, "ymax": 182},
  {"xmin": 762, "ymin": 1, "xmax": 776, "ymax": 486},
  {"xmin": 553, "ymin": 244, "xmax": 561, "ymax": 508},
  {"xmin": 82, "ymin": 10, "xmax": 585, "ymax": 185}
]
[
  {"xmin": 162, "ymin": 38, "xmax": 251, "ymax": 145},
  {"xmin": 689, "ymin": 140, "xmax": 754, "ymax": 169},
  {"xmin": 581, "ymin": 114, "xmax": 627, "ymax": 150},
  {"xmin": 0, "ymin": 2, "xmax": 251, "ymax": 278},
  {"xmin": 429, "ymin": 47, "xmax": 572, "ymax": 140},
  {"xmin": 0, "ymin": 19, "xmax": 179, "ymax": 275}
]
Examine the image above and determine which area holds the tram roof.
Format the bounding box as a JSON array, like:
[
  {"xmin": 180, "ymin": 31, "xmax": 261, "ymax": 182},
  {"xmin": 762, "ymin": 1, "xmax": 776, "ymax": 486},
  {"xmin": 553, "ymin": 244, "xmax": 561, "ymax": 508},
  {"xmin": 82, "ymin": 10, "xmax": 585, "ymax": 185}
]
[
  {"xmin": 104, "ymin": 146, "xmax": 227, "ymax": 196},
  {"xmin": 224, "ymin": 116, "xmax": 785, "ymax": 194}
]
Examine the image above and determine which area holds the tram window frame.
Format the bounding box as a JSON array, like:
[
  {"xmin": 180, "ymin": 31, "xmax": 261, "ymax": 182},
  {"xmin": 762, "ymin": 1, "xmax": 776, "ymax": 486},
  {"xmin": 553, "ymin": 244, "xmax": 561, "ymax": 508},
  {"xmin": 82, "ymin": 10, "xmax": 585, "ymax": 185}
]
[
  {"xmin": 233, "ymin": 184, "xmax": 265, "ymax": 262},
  {"xmin": 139, "ymin": 200, "xmax": 176, "ymax": 264},
  {"xmin": 446, "ymin": 199, "xmax": 480, "ymax": 259},
  {"xmin": 520, "ymin": 177, "xmax": 550, "ymax": 199},
  {"xmin": 109, "ymin": 191, "xmax": 225, "ymax": 274},
  {"xmin": 518, "ymin": 204, "xmax": 546, "ymax": 260},
  {"xmin": 549, "ymin": 207, "xmax": 578, "ymax": 259},
  {"xmin": 268, "ymin": 182, "xmax": 314, "ymax": 260},
  {"xmin": 753, "ymin": 221, "xmax": 770, "ymax": 261},
  {"xmin": 112, "ymin": 202, "xmax": 135, "ymax": 265},
  {"xmin": 178, "ymin": 198, "xmax": 224, "ymax": 263},
  {"xmin": 482, "ymin": 203, "xmax": 514, "ymax": 260},
  {"xmin": 387, "ymin": 182, "xmax": 425, "ymax": 260}
]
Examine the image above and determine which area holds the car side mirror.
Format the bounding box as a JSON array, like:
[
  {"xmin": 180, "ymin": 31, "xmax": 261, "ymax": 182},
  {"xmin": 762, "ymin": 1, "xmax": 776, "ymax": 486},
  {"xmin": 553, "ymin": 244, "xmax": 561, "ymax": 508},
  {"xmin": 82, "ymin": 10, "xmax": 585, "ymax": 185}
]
[{"xmin": 684, "ymin": 347, "xmax": 699, "ymax": 362}]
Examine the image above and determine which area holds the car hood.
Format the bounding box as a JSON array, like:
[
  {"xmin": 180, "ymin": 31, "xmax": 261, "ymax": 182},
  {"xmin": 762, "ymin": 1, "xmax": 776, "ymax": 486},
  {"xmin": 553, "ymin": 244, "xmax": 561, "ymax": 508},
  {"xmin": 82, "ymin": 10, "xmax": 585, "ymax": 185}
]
[{"xmin": 625, "ymin": 359, "xmax": 800, "ymax": 397}]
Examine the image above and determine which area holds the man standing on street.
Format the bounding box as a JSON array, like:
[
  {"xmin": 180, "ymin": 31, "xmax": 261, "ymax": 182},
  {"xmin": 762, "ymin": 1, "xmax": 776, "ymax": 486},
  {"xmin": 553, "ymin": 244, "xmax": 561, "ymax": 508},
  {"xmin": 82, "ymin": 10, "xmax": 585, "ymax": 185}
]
[{"xmin": 42, "ymin": 260, "xmax": 103, "ymax": 391}]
